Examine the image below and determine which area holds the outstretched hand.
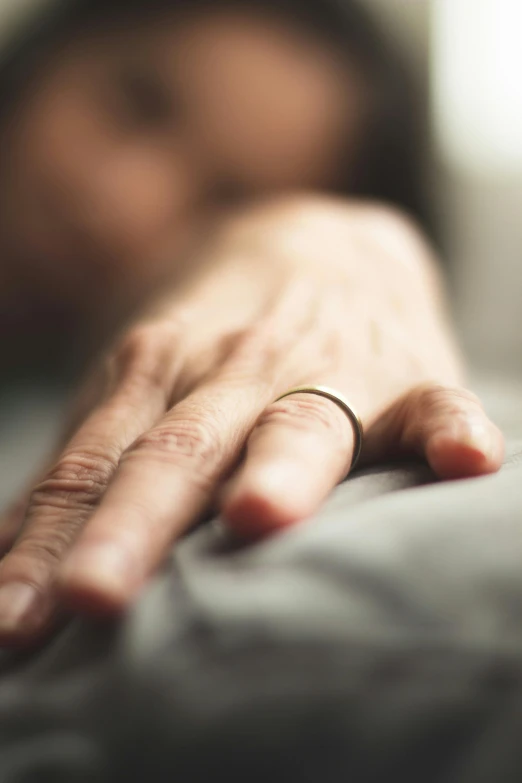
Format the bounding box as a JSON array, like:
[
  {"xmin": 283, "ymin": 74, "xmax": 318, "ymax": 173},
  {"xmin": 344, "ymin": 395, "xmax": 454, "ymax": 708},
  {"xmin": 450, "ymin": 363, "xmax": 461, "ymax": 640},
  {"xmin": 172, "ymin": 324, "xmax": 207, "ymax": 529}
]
[{"xmin": 0, "ymin": 197, "xmax": 504, "ymax": 645}]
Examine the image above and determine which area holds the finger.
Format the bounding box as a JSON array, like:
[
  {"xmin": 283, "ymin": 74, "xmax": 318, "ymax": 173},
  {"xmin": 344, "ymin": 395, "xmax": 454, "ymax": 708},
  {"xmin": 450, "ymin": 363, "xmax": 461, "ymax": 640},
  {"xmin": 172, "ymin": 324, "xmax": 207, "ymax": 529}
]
[
  {"xmin": 0, "ymin": 453, "xmax": 73, "ymax": 558},
  {"xmin": 0, "ymin": 326, "xmax": 175, "ymax": 642},
  {"xmin": 0, "ymin": 500, "xmax": 28, "ymax": 556},
  {"xmin": 57, "ymin": 377, "xmax": 270, "ymax": 613},
  {"xmin": 221, "ymin": 391, "xmax": 356, "ymax": 539},
  {"xmin": 367, "ymin": 384, "xmax": 505, "ymax": 480},
  {"xmin": 0, "ymin": 361, "xmax": 113, "ymax": 558},
  {"xmin": 221, "ymin": 384, "xmax": 504, "ymax": 540}
]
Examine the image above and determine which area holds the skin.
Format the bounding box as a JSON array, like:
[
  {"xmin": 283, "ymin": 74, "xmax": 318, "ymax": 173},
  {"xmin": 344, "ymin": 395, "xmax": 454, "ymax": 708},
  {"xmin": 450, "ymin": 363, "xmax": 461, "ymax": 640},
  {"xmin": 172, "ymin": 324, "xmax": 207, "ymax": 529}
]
[
  {"xmin": 0, "ymin": 8, "xmax": 358, "ymax": 318},
  {"xmin": 0, "ymin": 9, "xmax": 504, "ymax": 645}
]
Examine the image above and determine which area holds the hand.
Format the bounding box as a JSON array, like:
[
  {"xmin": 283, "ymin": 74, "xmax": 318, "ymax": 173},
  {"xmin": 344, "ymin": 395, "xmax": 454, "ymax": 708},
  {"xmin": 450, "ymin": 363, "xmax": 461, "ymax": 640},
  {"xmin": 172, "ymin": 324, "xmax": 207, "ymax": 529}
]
[{"xmin": 0, "ymin": 196, "xmax": 504, "ymax": 644}]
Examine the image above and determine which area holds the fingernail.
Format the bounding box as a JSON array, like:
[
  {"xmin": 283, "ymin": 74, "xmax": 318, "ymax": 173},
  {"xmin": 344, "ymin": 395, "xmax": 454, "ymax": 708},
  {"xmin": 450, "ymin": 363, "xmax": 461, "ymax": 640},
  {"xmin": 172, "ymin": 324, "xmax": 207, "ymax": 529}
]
[
  {"xmin": 62, "ymin": 545, "xmax": 134, "ymax": 595},
  {"xmin": 0, "ymin": 582, "xmax": 40, "ymax": 632}
]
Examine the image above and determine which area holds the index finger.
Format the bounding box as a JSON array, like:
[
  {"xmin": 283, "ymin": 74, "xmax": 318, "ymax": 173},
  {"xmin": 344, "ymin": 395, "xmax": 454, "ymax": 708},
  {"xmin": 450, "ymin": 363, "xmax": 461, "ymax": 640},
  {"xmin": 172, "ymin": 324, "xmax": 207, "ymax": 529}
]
[
  {"xmin": 0, "ymin": 361, "xmax": 169, "ymax": 641},
  {"xmin": 58, "ymin": 377, "xmax": 270, "ymax": 612}
]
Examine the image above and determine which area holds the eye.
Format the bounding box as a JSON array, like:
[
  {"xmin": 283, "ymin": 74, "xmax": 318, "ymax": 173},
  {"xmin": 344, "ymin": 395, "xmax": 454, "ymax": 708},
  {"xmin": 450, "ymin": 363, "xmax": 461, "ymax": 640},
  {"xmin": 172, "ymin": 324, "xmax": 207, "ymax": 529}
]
[{"xmin": 113, "ymin": 64, "xmax": 175, "ymax": 131}]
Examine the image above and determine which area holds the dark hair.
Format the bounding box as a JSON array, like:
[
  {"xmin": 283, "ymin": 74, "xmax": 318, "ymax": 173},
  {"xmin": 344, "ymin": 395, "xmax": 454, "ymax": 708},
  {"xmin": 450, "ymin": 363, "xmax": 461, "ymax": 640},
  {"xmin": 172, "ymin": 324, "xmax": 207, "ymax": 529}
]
[{"xmin": 0, "ymin": 0, "xmax": 434, "ymax": 236}]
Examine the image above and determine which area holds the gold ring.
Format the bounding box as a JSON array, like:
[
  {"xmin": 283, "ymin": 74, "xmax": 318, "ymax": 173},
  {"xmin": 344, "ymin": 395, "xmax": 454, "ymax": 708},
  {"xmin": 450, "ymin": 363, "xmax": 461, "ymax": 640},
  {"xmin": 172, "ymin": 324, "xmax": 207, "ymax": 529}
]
[{"xmin": 274, "ymin": 385, "xmax": 364, "ymax": 475}]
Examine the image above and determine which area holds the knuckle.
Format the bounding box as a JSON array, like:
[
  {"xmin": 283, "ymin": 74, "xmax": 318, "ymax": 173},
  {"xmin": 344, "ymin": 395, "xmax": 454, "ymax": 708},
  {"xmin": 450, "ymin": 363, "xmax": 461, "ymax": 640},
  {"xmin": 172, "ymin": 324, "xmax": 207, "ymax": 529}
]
[
  {"xmin": 29, "ymin": 452, "xmax": 115, "ymax": 514},
  {"xmin": 105, "ymin": 319, "xmax": 187, "ymax": 405},
  {"xmin": 114, "ymin": 322, "xmax": 169, "ymax": 360},
  {"xmin": 128, "ymin": 416, "xmax": 223, "ymax": 470},
  {"xmin": 1, "ymin": 528, "xmax": 76, "ymax": 587},
  {"xmin": 225, "ymin": 311, "xmax": 307, "ymax": 383},
  {"xmin": 260, "ymin": 395, "xmax": 350, "ymax": 441},
  {"xmin": 416, "ymin": 384, "xmax": 483, "ymax": 417},
  {"xmin": 16, "ymin": 527, "xmax": 75, "ymax": 570},
  {"xmin": 4, "ymin": 507, "xmax": 96, "ymax": 582},
  {"xmin": 227, "ymin": 324, "xmax": 283, "ymax": 376},
  {"xmin": 110, "ymin": 321, "xmax": 182, "ymax": 384}
]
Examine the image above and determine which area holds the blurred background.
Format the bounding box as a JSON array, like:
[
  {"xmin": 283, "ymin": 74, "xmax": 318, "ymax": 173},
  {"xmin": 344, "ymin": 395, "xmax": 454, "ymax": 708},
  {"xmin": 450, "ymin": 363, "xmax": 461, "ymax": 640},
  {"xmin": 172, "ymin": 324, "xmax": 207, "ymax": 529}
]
[
  {"xmin": 369, "ymin": 0, "xmax": 522, "ymax": 377},
  {"xmin": 0, "ymin": 0, "xmax": 521, "ymax": 508}
]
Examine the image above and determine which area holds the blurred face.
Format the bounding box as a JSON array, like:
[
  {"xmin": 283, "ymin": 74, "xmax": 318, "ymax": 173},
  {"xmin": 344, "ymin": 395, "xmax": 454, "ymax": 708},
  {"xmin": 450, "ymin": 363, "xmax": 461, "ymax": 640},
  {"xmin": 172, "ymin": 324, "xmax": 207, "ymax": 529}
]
[{"xmin": 0, "ymin": 7, "xmax": 362, "ymax": 304}]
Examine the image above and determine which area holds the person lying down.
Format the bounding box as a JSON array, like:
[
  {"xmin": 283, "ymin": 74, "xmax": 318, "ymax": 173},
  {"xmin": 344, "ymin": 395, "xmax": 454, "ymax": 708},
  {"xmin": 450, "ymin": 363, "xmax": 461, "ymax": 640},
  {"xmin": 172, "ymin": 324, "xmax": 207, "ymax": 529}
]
[{"xmin": 0, "ymin": 0, "xmax": 504, "ymax": 645}]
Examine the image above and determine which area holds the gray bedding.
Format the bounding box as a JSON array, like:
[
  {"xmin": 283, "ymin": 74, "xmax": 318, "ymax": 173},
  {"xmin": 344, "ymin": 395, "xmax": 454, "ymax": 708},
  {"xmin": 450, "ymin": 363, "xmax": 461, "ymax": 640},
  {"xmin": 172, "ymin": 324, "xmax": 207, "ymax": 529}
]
[{"xmin": 0, "ymin": 376, "xmax": 521, "ymax": 782}]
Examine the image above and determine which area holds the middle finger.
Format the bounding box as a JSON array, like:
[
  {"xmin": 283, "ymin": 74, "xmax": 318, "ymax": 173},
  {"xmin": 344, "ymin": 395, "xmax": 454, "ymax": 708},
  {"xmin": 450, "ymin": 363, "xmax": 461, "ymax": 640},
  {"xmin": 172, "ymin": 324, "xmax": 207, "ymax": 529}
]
[{"xmin": 57, "ymin": 374, "xmax": 274, "ymax": 612}]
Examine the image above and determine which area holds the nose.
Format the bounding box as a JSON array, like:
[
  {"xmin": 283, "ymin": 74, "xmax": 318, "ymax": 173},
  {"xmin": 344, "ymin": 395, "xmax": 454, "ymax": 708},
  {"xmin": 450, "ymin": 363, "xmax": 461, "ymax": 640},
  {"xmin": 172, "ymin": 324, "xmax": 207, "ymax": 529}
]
[{"xmin": 73, "ymin": 146, "xmax": 197, "ymax": 263}]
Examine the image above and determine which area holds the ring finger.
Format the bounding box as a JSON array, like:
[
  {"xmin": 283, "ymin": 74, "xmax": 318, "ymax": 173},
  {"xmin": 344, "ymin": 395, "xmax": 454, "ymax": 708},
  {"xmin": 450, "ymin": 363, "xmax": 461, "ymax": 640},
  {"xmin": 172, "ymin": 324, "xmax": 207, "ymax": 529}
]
[
  {"xmin": 221, "ymin": 381, "xmax": 503, "ymax": 540},
  {"xmin": 220, "ymin": 385, "xmax": 359, "ymax": 538}
]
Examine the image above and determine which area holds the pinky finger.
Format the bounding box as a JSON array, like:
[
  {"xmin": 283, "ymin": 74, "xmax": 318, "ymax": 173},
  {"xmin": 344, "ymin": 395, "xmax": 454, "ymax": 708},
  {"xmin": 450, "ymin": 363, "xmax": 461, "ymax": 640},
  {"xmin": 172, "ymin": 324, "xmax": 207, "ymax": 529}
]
[{"xmin": 371, "ymin": 385, "xmax": 505, "ymax": 480}]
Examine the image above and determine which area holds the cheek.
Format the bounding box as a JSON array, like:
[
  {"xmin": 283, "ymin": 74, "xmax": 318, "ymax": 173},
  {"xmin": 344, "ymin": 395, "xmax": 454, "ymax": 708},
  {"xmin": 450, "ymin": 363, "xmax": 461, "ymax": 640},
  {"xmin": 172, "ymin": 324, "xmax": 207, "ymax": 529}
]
[
  {"xmin": 9, "ymin": 90, "xmax": 192, "ymax": 265},
  {"xmin": 8, "ymin": 85, "xmax": 99, "ymax": 210}
]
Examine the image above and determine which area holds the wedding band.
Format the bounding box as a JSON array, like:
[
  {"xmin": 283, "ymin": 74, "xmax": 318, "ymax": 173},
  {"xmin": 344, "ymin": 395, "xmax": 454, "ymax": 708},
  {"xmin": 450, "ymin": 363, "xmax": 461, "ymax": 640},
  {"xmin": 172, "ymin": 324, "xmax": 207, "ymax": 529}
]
[{"xmin": 274, "ymin": 385, "xmax": 364, "ymax": 474}]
